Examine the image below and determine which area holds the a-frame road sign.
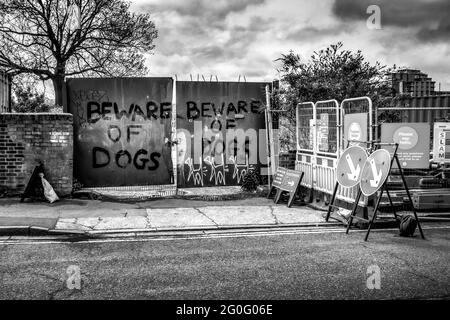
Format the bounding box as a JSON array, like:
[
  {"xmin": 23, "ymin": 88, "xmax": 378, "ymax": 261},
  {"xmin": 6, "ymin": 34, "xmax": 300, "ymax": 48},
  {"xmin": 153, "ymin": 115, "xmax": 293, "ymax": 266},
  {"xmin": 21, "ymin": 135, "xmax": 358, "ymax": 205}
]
[{"xmin": 345, "ymin": 143, "xmax": 425, "ymax": 241}]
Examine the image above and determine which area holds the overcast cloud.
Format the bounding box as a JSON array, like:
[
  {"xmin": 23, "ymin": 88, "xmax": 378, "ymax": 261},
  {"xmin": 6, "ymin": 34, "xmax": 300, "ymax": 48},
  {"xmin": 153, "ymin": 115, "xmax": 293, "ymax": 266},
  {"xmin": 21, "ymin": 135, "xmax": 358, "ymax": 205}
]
[{"xmin": 132, "ymin": 0, "xmax": 450, "ymax": 90}]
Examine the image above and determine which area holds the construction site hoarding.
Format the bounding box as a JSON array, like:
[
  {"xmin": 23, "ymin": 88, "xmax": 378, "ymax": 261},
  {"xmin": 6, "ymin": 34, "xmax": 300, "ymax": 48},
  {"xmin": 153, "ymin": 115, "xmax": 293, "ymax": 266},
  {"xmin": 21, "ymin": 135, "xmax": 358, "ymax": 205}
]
[
  {"xmin": 176, "ymin": 81, "xmax": 269, "ymax": 187},
  {"xmin": 66, "ymin": 77, "xmax": 174, "ymax": 187}
]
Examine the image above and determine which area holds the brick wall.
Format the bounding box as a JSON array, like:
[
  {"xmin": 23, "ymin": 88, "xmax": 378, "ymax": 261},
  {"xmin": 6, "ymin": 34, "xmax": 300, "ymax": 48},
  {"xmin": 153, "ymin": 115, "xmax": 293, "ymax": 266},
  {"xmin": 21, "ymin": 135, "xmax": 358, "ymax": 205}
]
[{"xmin": 0, "ymin": 113, "xmax": 73, "ymax": 196}]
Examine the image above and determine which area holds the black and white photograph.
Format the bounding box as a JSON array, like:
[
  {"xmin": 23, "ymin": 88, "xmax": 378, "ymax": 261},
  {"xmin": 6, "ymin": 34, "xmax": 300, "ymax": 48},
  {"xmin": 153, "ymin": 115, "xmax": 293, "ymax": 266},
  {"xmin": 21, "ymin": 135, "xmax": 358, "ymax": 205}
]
[{"xmin": 0, "ymin": 0, "xmax": 449, "ymax": 310}]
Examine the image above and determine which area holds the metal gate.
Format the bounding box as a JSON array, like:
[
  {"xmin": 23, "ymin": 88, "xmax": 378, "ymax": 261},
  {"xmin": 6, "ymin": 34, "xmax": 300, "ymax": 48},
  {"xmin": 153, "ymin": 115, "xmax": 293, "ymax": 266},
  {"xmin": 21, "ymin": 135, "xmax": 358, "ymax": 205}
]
[
  {"xmin": 175, "ymin": 81, "xmax": 269, "ymax": 187},
  {"xmin": 67, "ymin": 78, "xmax": 271, "ymax": 190},
  {"xmin": 296, "ymin": 97, "xmax": 373, "ymax": 205},
  {"xmin": 67, "ymin": 77, "xmax": 174, "ymax": 188}
]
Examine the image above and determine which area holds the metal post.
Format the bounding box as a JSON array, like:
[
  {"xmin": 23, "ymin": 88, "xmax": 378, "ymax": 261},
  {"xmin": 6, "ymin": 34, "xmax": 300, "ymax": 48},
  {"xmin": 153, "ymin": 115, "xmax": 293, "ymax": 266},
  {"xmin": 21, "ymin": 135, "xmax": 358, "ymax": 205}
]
[
  {"xmin": 325, "ymin": 182, "xmax": 339, "ymax": 222},
  {"xmin": 274, "ymin": 188, "xmax": 283, "ymax": 204},
  {"xmin": 364, "ymin": 143, "xmax": 398, "ymax": 241},
  {"xmin": 394, "ymin": 155, "xmax": 425, "ymax": 239},
  {"xmin": 385, "ymin": 188, "xmax": 398, "ymax": 220},
  {"xmin": 346, "ymin": 189, "xmax": 362, "ymax": 234},
  {"xmin": 312, "ymin": 102, "xmax": 317, "ymax": 196},
  {"xmin": 364, "ymin": 186, "xmax": 384, "ymax": 241},
  {"xmin": 172, "ymin": 77, "xmax": 178, "ymax": 189}
]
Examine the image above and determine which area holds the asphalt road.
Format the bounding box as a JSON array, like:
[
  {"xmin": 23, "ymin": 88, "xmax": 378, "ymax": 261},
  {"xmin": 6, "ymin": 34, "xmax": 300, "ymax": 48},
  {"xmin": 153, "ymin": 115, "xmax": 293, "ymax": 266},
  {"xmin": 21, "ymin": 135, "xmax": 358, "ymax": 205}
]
[{"xmin": 0, "ymin": 225, "xmax": 449, "ymax": 300}]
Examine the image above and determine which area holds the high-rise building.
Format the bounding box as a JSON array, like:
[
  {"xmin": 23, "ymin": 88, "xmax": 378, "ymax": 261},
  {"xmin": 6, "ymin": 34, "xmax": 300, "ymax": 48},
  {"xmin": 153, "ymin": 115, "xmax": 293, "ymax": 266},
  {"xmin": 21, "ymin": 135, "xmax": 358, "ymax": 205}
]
[{"xmin": 389, "ymin": 68, "xmax": 436, "ymax": 97}]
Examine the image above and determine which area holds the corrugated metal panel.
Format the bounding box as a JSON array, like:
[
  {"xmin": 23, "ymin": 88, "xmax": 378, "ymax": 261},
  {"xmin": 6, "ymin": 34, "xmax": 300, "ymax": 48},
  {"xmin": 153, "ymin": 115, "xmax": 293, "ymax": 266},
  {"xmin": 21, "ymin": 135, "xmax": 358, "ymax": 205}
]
[
  {"xmin": 66, "ymin": 77, "xmax": 174, "ymax": 188},
  {"xmin": 381, "ymin": 95, "xmax": 450, "ymax": 142},
  {"xmin": 0, "ymin": 71, "xmax": 11, "ymax": 113},
  {"xmin": 396, "ymin": 95, "xmax": 450, "ymax": 123},
  {"xmin": 378, "ymin": 95, "xmax": 450, "ymax": 178},
  {"xmin": 176, "ymin": 81, "xmax": 269, "ymax": 187}
]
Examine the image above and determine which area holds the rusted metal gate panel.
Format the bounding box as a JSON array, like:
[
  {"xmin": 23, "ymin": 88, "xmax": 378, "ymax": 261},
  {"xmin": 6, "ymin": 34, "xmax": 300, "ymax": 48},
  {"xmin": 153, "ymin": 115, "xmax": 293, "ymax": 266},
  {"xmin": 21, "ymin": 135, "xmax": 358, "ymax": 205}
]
[
  {"xmin": 176, "ymin": 81, "xmax": 269, "ymax": 187},
  {"xmin": 0, "ymin": 71, "xmax": 11, "ymax": 113},
  {"xmin": 67, "ymin": 77, "xmax": 173, "ymax": 187}
]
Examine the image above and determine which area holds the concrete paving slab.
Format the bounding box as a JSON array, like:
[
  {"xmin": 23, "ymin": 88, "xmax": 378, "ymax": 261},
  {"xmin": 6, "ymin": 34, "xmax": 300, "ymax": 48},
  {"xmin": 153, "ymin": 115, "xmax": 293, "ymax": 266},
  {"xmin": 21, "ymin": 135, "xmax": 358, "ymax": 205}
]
[
  {"xmin": 146, "ymin": 208, "xmax": 216, "ymax": 229},
  {"xmin": 57, "ymin": 209, "xmax": 127, "ymax": 218},
  {"xmin": 0, "ymin": 200, "xmax": 61, "ymax": 217},
  {"xmin": 272, "ymin": 206, "xmax": 325, "ymax": 224},
  {"xmin": 199, "ymin": 206, "xmax": 277, "ymax": 226},
  {"xmin": 55, "ymin": 216, "xmax": 151, "ymax": 231},
  {"xmin": 125, "ymin": 209, "xmax": 147, "ymax": 217},
  {"xmin": 72, "ymin": 217, "xmax": 102, "ymax": 229},
  {"xmin": 55, "ymin": 219, "xmax": 92, "ymax": 231},
  {"xmin": 0, "ymin": 207, "xmax": 60, "ymax": 218},
  {"xmin": 0, "ymin": 217, "xmax": 57, "ymax": 228},
  {"xmin": 0, "ymin": 198, "xmax": 138, "ymax": 218}
]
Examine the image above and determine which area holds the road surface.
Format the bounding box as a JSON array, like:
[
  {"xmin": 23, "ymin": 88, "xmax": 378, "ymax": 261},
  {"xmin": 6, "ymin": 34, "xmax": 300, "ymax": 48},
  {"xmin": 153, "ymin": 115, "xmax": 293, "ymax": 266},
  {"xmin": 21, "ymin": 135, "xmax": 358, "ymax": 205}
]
[{"xmin": 0, "ymin": 224, "xmax": 449, "ymax": 300}]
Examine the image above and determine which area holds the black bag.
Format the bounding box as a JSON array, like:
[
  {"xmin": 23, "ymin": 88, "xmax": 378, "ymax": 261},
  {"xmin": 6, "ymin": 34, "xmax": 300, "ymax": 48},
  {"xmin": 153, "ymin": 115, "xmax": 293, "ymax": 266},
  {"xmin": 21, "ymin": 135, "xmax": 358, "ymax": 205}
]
[{"xmin": 399, "ymin": 215, "xmax": 417, "ymax": 237}]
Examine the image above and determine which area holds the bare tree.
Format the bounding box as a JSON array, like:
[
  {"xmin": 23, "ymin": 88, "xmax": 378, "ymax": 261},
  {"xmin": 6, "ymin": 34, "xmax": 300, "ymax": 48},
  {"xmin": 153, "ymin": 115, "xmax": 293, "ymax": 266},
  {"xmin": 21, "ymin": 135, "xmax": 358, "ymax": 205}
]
[{"xmin": 0, "ymin": 0, "xmax": 158, "ymax": 106}]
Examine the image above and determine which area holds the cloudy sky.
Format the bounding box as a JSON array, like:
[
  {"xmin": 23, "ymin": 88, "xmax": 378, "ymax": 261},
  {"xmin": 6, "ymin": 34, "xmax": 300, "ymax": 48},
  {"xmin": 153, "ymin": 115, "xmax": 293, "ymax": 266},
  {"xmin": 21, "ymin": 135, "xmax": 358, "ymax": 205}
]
[{"xmin": 131, "ymin": 0, "xmax": 450, "ymax": 90}]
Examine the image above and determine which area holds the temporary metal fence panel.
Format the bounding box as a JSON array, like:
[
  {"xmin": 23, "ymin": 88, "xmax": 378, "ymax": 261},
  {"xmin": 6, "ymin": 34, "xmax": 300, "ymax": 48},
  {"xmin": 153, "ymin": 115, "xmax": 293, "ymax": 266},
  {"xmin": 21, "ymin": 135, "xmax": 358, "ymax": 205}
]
[
  {"xmin": 336, "ymin": 97, "xmax": 373, "ymax": 205},
  {"xmin": 295, "ymin": 100, "xmax": 340, "ymax": 195},
  {"xmin": 296, "ymin": 102, "xmax": 314, "ymax": 189},
  {"xmin": 295, "ymin": 95, "xmax": 449, "ymax": 205},
  {"xmin": 314, "ymin": 100, "xmax": 340, "ymax": 195}
]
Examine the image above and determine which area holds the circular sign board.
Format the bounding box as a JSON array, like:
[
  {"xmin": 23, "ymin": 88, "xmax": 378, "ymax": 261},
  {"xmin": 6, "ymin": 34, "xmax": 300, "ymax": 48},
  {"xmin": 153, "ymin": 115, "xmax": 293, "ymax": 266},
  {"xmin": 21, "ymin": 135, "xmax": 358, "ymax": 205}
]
[
  {"xmin": 360, "ymin": 149, "xmax": 391, "ymax": 196},
  {"xmin": 348, "ymin": 122, "xmax": 362, "ymax": 141},
  {"xmin": 393, "ymin": 126, "xmax": 419, "ymax": 151},
  {"xmin": 336, "ymin": 146, "xmax": 368, "ymax": 188}
]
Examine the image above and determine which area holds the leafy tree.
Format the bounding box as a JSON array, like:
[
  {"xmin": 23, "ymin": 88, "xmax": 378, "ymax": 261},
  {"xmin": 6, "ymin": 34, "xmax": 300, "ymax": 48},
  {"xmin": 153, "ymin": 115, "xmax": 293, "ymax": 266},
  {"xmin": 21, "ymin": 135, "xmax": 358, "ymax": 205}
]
[
  {"xmin": 12, "ymin": 78, "xmax": 51, "ymax": 113},
  {"xmin": 0, "ymin": 0, "xmax": 157, "ymax": 107},
  {"xmin": 273, "ymin": 42, "xmax": 396, "ymax": 150}
]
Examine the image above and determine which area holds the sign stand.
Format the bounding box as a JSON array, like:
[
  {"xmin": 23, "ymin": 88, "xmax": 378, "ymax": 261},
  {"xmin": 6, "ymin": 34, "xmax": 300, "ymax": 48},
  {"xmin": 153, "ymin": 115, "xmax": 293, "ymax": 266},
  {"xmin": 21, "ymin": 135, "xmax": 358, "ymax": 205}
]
[
  {"xmin": 267, "ymin": 167, "xmax": 304, "ymax": 208},
  {"xmin": 346, "ymin": 143, "xmax": 425, "ymax": 241},
  {"xmin": 267, "ymin": 167, "xmax": 287, "ymax": 199},
  {"xmin": 325, "ymin": 140, "xmax": 369, "ymax": 222},
  {"xmin": 20, "ymin": 164, "xmax": 44, "ymax": 202}
]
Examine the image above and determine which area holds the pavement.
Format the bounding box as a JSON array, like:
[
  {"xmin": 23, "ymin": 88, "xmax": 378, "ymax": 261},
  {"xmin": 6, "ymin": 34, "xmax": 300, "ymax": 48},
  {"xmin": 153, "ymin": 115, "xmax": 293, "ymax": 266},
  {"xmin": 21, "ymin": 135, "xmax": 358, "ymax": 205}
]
[
  {"xmin": 0, "ymin": 193, "xmax": 336, "ymax": 236},
  {"xmin": 2, "ymin": 185, "xmax": 447, "ymax": 237}
]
